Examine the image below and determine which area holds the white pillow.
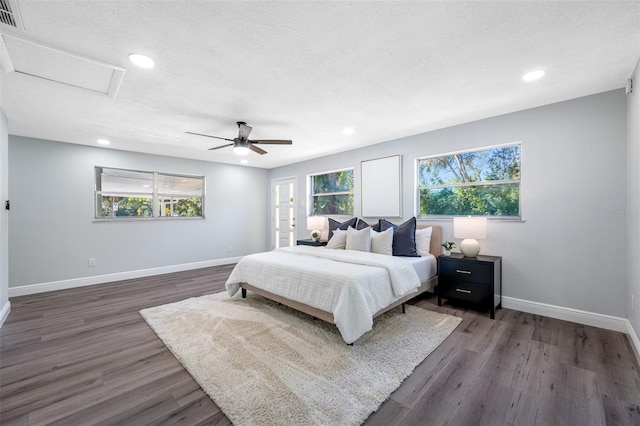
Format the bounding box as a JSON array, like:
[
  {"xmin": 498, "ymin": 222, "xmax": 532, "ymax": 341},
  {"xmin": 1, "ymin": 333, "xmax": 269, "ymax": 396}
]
[
  {"xmin": 416, "ymin": 227, "xmax": 433, "ymax": 256},
  {"xmin": 370, "ymin": 227, "xmax": 393, "ymax": 256},
  {"xmin": 346, "ymin": 226, "xmax": 371, "ymax": 252},
  {"xmin": 325, "ymin": 229, "xmax": 347, "ymax": 249}
]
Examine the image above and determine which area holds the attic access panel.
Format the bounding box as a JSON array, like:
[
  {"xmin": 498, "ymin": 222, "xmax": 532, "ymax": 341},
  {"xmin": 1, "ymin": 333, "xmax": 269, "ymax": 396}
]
[{"xmin": 1, "ymin": 34, "xmax": 125, "ymax": 97}]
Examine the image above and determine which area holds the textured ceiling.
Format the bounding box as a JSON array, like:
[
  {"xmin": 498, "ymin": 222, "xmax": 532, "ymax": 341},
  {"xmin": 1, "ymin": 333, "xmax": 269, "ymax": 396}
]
[{"xmin": 1, "ymin": 1, "xmax": 639, "ymax": 169}]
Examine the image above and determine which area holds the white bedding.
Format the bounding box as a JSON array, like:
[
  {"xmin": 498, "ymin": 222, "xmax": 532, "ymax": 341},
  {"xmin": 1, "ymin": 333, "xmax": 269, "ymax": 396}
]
[
  {"xmin": 403, "ymin": 254, "xmax": 437, "ymax": 282},
  {"xmin": 225, "ymin": 246, "xmax": 424, "ymax": 343}
]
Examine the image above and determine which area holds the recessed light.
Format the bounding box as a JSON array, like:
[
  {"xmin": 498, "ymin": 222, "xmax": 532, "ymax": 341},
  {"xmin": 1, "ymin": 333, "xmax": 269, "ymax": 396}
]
[
  {"xmin": 522, "ymin": 69, "xmax": 545, "ymax": 82},
  {"xmin": 142, "ymin": 184, "xmax": 151, "ymax": 188},
  {"xmin": 343, "ymin": 127, "xmax": 354, "ymax": 135},
  {"xmin": 97, "ymin": 139, "xmax": 110, "ymax": 145},
  {"xmin": 128, "ymin": 53, "xmax": 155, "ymax": 68},
  {"xmin": 240, "ymin": 159, "xmax": 248, "ymax": 164}
]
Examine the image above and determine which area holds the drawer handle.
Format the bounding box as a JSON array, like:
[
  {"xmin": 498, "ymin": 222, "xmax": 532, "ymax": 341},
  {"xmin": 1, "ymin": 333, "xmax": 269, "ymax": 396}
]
[
  {"xmin": 456, "ymin": 288, "xmax": 472, "ymax": 294},
  {"xmin": 456, "ymin": 269, "xmax": 472, "ymax": 275}
]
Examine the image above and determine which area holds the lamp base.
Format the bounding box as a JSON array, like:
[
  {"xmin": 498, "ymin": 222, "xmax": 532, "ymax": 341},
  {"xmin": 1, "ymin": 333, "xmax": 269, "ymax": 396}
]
[{"xmin": 459, "ymin": 239, "xmax": 481, "ymax": 257}]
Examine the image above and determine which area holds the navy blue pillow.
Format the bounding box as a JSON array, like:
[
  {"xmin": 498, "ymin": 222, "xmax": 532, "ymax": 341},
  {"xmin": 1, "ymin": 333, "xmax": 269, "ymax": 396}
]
[
  {"xmin": 379, "ymin": 217, "xmax": 419, "ymax": 257},
  {"xmin": 328, "ymin": 217, "xmax": 358, "ymax": 240},
  {"xmin": 356, "ymin": 219, "xmax": 370, "ymax": 230}
]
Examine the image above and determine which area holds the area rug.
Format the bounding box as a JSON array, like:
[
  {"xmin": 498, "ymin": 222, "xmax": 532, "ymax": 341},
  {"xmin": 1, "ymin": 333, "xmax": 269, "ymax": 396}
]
[{"xmin": 140, "ymin": 292, "xmax": 461, "ymax": 426}]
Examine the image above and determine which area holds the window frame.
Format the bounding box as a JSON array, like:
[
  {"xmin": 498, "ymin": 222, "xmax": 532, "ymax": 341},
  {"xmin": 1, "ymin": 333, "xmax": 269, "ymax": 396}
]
[
  {"xmin": 94, "ymin": 166, "xmax": 205, "ymax": 221},
  {"xmin": 307, "ymin": 167, "xmax": 355, "ymax": 217},
  {"xmin": 415, "ymin": 142, "xmax": 522, "ymax": 220}
]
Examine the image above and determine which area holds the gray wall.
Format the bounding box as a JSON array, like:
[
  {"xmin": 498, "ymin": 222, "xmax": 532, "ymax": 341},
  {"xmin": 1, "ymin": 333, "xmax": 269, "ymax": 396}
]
[
  {"xmin": 0, "ymin": 110, "xmax": 8, "ymax": 316},
  {"xmin": 9, "ymin": 137, "xmax": 270, "ymax": 287},
  {"xmin": 627, "ymin": 57, "xmax": 640, "ymax": 336},
  {"xmin": 270, "ymin": 90, "xmax": 628, "ymax": 318}
]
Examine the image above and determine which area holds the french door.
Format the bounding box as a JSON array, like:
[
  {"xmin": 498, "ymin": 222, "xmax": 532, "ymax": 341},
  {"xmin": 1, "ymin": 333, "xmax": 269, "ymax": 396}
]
[{"xmin": 271, "ymin": 177, "xmax": 296, "ymax": 249}]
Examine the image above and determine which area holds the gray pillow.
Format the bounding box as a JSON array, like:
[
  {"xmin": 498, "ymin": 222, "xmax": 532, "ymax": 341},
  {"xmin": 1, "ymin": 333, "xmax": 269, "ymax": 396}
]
[
  {"xmin": 325, "ymin": 229, "xmax": 347, "ymax": 249},
  {"xmin": 346, "ymin": 226, "xmax": 371, "ymax": 252},
  {"xmin": 370, "ymin": 227, "xmax": 393, "ymax": 255}
]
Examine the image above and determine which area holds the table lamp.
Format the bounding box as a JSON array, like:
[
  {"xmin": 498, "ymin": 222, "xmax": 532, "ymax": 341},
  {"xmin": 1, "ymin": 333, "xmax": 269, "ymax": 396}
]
[
  {"xmin": 453, "ymin": 216, "xmax": 487, "ymax": 257},
  {"xmin": 306, "ymin": 216, "xmax": 326, "ymax": 241}
]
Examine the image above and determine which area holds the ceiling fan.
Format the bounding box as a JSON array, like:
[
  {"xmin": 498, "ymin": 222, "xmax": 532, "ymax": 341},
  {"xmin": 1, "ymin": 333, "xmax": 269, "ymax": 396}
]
[{"xmin": 186, "ymin": 121, "xmax": 293, "ymax": 155}]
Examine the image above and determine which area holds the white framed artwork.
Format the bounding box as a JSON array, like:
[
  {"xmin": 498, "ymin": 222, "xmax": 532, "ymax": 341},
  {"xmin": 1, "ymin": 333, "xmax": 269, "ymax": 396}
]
[{"xmin": 361, "ymin": 155, "xmax": 401, "ymax": 218}]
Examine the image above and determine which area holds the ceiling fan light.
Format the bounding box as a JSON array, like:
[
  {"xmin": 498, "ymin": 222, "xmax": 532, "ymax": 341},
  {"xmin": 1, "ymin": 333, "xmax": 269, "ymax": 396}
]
[{"xmin": 234, "ymin": 146, "xmax": 250, "ymax": 155}]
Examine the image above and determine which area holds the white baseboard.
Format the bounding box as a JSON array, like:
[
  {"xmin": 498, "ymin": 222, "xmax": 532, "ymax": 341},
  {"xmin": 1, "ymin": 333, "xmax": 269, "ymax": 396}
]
[
  {"xmin": 0, "ymin": 300, "xmax": 10, "ymax": 328},
  {"xmin": 502, "ymin": 296, "xmax": 628, "ymax": 333},
  {"xmin": 626, "ymin": 320, "xmax": 640, "ymax": 367},
  {"xmin": 8, "ymin": 256, "xmax": 243, "ymax": 297}
]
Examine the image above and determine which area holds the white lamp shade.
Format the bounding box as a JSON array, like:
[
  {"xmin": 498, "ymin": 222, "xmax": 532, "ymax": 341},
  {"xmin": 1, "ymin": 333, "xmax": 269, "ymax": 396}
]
[
  {"xmin": 306, "ymin": 216, "xmax": 326, "ymax": 231},
  {"xmin": 453, "ymin": 217, "xmax": 487, "ymax": 239}
]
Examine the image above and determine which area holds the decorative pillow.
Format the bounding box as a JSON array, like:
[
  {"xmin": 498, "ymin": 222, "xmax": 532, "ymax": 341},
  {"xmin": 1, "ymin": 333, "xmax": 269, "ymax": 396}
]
[
  {"xmin": 415, "ymin": 227, "xmax": 433, "ymax": 256},
  {"xmin": 346, "ymin": 226, "xmax": 371, "ymax": 252},
  {"xmin": 370, "ymin": 227, "xmax": 393, "ymax": 255},
  {"xmin": 327, "ymin": 217, "xmax": 358, "ymax": 240},
  {"xmin": 325, "ymin": 229, "xmax": 347, "ymax": 249},
  {"xmin": 379, "ymin": 217, "xmax": 419, "ymax": 257},
  {"xmin": 356, "ymin": 219, "xmax": 370, "ymax": 230}
]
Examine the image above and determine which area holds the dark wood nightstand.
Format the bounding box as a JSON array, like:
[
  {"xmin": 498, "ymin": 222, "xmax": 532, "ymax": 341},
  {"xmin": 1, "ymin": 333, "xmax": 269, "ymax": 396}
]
[
  {"xmin": 296, "ymin": 239, "xmax": 327, "ymax": 247},
  {"xmin": 437, "ymin": 253, "xmax": 502, "ymax": 319}
]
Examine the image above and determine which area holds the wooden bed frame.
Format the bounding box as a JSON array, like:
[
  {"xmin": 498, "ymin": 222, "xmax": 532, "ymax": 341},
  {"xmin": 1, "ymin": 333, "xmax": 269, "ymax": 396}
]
[{"xmin": 239, "ymin": 224, "xmax": 442, "ymax": 325}]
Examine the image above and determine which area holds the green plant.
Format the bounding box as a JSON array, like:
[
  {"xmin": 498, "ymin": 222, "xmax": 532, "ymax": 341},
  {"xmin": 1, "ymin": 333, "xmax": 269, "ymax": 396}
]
[
  {"xmin": 441, "ymin": 241, "xmax": 456, "ymax": 250},
  {"xmin": 310, "ymin": 230, "xmax": 320, "ymax": 239}
]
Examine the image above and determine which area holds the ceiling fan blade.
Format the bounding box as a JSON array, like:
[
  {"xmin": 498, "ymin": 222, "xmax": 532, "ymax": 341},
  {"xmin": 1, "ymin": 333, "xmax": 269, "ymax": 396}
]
[
  {"xmin": 250, "ymin": 139, "xmax": 293, "ymax": 145},
  {"xmin": 238, "ymin": 123, "xmax": 252, "ymax": 140},
  {"xmin": 186, "ymin": 131, "xmax": 234, "ymax": 142},
  {"xmin": 249, "ymin": 143, "xmax": 268, "ymax": 155},
  {"xmin": 208, "ymin": 143, "xmax": 234, "ymax": 151}
]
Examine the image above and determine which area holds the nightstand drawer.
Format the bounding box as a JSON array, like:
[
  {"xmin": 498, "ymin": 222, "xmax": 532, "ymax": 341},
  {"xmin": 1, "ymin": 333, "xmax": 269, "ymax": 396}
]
[
  {"xmin": 442, "ymin": 280, "xmax": 490, "ymax": 304},
  {"xmin": 440, "ymin": 260, "xmax": 492, "ymax": 284}
]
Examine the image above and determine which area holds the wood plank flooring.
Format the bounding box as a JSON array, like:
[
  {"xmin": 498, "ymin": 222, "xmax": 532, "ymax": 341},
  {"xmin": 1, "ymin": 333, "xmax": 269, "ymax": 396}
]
[{"xmin": 1, "ymin": 265, "xmax": 639, "ymax": 425}]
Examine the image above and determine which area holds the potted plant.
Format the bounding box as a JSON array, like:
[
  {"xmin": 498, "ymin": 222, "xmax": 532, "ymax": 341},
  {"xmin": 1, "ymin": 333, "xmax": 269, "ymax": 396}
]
[
  {"xmin": 441, "ymin": 241, "xmax": 455, "ymax": 256},
  {"xmin": 310, "ymin": 230, "xmax": 321, "ymax": 242}
]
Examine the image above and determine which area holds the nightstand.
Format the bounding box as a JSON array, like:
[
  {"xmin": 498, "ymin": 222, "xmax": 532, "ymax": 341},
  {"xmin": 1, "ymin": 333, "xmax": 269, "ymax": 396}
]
[
  {"xmin": 437, "ymin": 253, "xmax": 502, "ymax": 319},
  {"xmin": 296, "ymin": 239, "xmax": 327, "ymax": 247}
]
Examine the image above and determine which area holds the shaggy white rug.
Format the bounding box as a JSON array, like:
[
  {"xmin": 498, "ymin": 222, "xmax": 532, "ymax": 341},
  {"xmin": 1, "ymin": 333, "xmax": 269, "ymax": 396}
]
[{"xmin": 140, "ymin": 292, "xmax": 461, "ymax": 426}]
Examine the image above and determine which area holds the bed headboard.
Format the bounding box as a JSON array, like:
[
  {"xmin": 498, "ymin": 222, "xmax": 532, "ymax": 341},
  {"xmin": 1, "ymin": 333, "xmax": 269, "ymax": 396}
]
[{"xmin": 417, "ymin": 223, "xmax": 442, "ymax": 256}]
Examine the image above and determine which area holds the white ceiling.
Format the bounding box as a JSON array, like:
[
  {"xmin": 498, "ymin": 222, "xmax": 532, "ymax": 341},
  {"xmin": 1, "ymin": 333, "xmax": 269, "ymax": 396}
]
[{"xmin": 1, "ymin": 1, "xmax": 639, "ymax": 169}]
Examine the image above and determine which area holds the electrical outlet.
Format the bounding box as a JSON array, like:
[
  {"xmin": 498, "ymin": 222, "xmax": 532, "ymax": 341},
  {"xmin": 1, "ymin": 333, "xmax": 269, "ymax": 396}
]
[{"xmin": 88, "ymin": 258, "xmax": 96, "ymax": 267}]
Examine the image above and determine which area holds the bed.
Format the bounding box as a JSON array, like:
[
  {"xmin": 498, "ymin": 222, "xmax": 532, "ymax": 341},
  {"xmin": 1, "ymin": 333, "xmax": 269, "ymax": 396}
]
[{"xmin": 225, "ymin": 224, "xmax": 442, "ymax": 344}]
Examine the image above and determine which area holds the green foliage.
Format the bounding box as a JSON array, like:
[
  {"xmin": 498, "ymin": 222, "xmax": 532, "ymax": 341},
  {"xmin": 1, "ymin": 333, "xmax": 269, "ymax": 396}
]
[
  {"xmin": 312, "ymin": 170, "xmax": 354, "ymax": 194},
  {"xmin": 100, "ymin": 196, "xmax": 203, "ymax": 218},
  {"xmin": 442, "ymin": 241, "xmax": 456, "ymax": 250},
  {"xmin": 101, "ymin": 196, "xmax": 153, "ymax": 218},
  {"xmin": 418, "ymin": 145, "xmax": 521, "ymax": 217},
  {"xmin": 170, "ymin": 197, "xmax": 202, "ymax": 217},
  {"xmin": 311, "ymin": 170, "xmax": 354, "ymax": 215}
]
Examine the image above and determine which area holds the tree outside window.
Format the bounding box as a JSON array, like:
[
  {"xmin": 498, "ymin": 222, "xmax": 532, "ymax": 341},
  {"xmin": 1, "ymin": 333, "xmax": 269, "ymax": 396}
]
[
  {"xmin": 309, "ymin": 169, "xmax": 354, "ymax": 215},
  {"xmin": 95, "ymin": 167, "xmax": 204, "ymax": 220},
  {"xmin": 417, "ymin": 144, "xmax": 521, "ymax": 218}
]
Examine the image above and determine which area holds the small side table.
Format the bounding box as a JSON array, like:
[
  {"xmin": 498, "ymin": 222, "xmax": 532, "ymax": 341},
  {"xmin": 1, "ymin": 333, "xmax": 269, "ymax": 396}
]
[
  {"xmin": 437, "ymin": 253, "xmax": 502, "ymax": 319},
  {"xmin": 296, "ymin": 239, "xmax": 327, "ymax": 247}
]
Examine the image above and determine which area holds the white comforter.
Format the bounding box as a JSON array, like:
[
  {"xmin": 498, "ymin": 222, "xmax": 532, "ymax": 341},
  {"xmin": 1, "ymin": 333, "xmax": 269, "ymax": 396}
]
[{"xmin": 225, "ymin": 246, "xmax": 421, "ymax": 343}]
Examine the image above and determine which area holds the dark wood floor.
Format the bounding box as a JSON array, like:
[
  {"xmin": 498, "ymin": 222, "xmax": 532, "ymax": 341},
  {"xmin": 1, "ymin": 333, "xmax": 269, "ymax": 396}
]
[{"xmin": 1, "ymin": 265, "xmax": 639, "ymax": 426}]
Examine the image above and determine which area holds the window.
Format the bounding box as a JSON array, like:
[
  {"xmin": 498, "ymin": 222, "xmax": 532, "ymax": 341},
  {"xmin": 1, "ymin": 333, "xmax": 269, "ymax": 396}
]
[
  {"xmin": 416, "ymin": 143, "xmax": 521, "ymax": 218},
  {"xmin": 309, "ymin": 168, "xmax": 354, "ymax": 215},
  {"xmin": 95, "ymin": 167, "xmax": 204, "ymax": 220}
]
